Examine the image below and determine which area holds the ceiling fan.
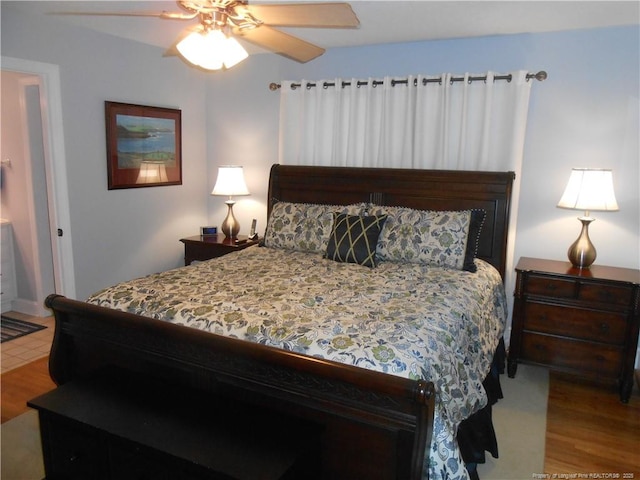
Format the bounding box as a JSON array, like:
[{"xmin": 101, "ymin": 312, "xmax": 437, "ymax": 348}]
[{"xmin": 53, "ymin": 1, "xmax": 360, "ymax": 70}]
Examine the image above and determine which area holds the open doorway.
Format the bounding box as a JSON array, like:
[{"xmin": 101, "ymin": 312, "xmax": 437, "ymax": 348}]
[
  {"xmin": 1, "ymin": 57, "xmax": 76, "ymax": 314},
  {"xmin": 2, "ymin": 71, "xmax": 55, "ymax": 317}
]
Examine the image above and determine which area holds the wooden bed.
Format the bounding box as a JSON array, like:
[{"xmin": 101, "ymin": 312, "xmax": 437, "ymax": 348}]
[{"xmin": 43, "ymin": 164, "xmax": 515, "ymax": 480}]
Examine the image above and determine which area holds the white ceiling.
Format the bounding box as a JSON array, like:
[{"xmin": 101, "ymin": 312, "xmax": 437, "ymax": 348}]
[{"xmin": 5, "ymin": 1, "xmax": 639, "ymax": 57}]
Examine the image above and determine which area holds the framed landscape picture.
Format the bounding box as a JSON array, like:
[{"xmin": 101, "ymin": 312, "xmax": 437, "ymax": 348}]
[{"xmin": 105, "ymin": 101, "xmax": 182, "ymax": 189}]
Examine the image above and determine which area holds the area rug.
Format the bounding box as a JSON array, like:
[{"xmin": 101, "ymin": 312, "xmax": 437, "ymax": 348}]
[
  {"xmin": 477, "ymin": 364, "xmax": 549, "ymax": 480},
  {"xmin": 1, "ymin": 410, "xmax": 44, "ymax": 480},
  {"xmin": 0, "ymin": 366, "xmax": 549, "ymax": 480},
  {"xmin": 1, "ymin": 316, "xmax": 46, "ymax": 343}
]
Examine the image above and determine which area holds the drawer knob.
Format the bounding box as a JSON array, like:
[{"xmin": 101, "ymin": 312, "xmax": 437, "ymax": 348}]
[
  {"xmin": 599, "ymin": 323, "xmax": 610, "ymax": 333},
  {"xmin": 545, "ymin": 283, "xmax": 557, "ymax": 291},
  {"xmin": 599, "ymin": 291, "xmax": 614, "ymax": 301}
]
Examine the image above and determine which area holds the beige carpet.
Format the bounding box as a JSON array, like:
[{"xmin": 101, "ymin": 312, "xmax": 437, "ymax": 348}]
[
  {"xmin": 1, "ymin": 410, "xmax": 44, "ymax": 480},
  {"xmin": 0, "ymin": 365, "xmax": 548, "ymax": 480},
  {"xmin": 478, "ymin": 364, "xmax": 549, "ymax": 480}
]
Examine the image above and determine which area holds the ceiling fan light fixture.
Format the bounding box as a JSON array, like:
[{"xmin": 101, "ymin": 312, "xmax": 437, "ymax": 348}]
[
  {"xmin": 221, "ymin": 36, "xmax": 249, "ymax": 68},
  {"xmin": 54, "ymin": 1, "xmax": 359, "ymax": 68},
  {"xmin": 177, "ymin": 28, "xmax": 248, "ymax": 70}
]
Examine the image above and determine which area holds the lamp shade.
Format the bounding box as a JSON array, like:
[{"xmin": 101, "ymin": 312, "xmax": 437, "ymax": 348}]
[
  {"xmin": 557, "ymin": 168, "xmax": 619, "ymax": 213},
  {"xmin": 211, "ymin": 166, "xmax": 250, "ymax": 197},
  {"xmin": 136, "ymin": 161, "xmax": 168, "ymax": 184},
  {"xmin": 176, "ymin": 28, "xmax": 248, "ymax": 71}
]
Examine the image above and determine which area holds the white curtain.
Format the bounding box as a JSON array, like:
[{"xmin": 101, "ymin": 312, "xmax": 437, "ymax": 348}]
[
  {"xmin": 279, "ymin": 71, "xmax": 532, "ymax": 172},
  {"xmin": 278, "ymin": 70, "xmax": 535, "ymax": 323}
]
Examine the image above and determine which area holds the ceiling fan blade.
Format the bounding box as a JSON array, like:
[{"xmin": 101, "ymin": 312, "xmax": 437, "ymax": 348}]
[
  {"xmin": 242, "ymin": 3, "xmax": 359, "ymax": 28},
  {"xmin": 235, "ymin": 26, "xmax": 325, "ymax": 63},
  {"xmin": 50, "ymin": 11, "xmax": 197, "ymax": 20},
  {"xmin": 161, "ymin": 11, "xmax": 199, "ymax": 20}
]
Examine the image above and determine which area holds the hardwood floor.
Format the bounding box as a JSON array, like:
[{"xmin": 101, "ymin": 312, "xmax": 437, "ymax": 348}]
[
  {"xmin": 544, "ymin": 372, "xmax": 640, "ymax": 477},
  {"xmin": 1, "ymin": 355, "xmax": 55, "ymax": 423},
  {"xmin": 2, "ymin": 357, "xmax": 639, "ymax": 476}
]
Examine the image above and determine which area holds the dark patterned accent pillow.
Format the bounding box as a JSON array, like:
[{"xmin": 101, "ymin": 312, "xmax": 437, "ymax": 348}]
[{"xmin": 325, "ymin": 213, "xmax": 387, "ymax": 268}]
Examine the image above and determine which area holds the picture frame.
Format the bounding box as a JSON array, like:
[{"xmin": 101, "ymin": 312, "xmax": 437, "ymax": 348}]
[{"xmin": 105, "ymin": 101, "xmax": 182, "ymax": 189}]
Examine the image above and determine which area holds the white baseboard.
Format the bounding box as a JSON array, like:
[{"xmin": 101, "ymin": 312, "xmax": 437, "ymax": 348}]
[
  {"xmin": 1, "ymin": 300, "xmax": 13, "ymax": 314},
  {"xmin": 9, "ymin": 297, "xmax": 51, "ymax": 317}
]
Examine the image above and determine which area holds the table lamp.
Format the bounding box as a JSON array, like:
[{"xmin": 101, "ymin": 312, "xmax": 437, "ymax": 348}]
[
  {"xmin": 557, "ymin": 168, "xmax": 619, "ymax": 268},
  {"xmin": 211, "ymin": 166, "xmax": 250, "ymax": 238}
]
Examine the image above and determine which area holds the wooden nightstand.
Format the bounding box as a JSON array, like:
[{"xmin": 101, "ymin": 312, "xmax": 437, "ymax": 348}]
[
  {"xmin": 508, "ymin": 257, "xmax": 640, "ymax": 402},
  {"xmin": 180, "ymin": 234, "xmax": 260, "ymax": 265}
]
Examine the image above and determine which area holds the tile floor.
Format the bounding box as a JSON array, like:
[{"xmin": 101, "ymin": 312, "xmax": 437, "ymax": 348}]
[{"xmin": 1, "ymin": 312, "xmax": 54, "ymax": 373}]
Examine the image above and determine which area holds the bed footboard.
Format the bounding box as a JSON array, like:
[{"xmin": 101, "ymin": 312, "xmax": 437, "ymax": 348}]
[{"xmin": 45, "ymin": 294, "xmax": 436, "ymax": 480}]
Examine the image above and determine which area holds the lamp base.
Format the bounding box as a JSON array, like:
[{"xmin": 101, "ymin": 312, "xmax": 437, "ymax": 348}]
[
  {"xmin": 221, "ymin": 200, "xmax": 240, "ymax": 238},
  {"xmin": 567, "ymin": 216, "xmax": 596, "ymax": 269}
]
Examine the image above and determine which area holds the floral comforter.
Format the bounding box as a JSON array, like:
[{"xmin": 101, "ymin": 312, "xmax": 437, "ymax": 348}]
[{"xmin": 88, "ymin": 246, "xmax": 507, "ymax": 480}]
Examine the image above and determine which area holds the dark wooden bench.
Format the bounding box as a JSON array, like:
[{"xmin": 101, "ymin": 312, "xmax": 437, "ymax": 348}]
[{"xmin": 28, "ymin": 367, "xmax": 322, "ymax": 480}]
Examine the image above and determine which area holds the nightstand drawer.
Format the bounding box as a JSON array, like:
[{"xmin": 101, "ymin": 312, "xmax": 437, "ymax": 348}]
[
  {"xmin": 521, "ymin": 332, "xmax": 623, "ymax": 378},
  {"xmin": 525, "ymin": 275, "xmax": 576, "ymax": 298},
  {"xmin": 185, "ymin": 241, "xmax": 222, "ymax": 262},
  {"xmin": 578, "ymin": 283, "xmax": 633, "ymax": 307},
  {"xmin": 523, "ymin": 302, "xmax": 627, "ymax": 345}
]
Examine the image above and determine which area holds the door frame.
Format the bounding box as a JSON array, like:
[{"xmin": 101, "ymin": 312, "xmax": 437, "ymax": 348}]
[{"xmin": 2, "ymin": 56, "xmax": 76, "ymax": 303}]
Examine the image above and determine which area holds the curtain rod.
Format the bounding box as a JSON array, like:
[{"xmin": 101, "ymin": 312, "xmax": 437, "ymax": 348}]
[{"xmin": 269, "ymin": 71, "xmax": 547, "ymax": 91}]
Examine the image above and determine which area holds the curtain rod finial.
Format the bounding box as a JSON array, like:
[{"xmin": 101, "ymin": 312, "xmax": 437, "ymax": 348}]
[
  {"xmin": 269, "ymin": 82, "xmax": 281, "ymax": 91},
  {"xmin": 534, "ymin": 71, "xmax": 547, "ymax": 81}
]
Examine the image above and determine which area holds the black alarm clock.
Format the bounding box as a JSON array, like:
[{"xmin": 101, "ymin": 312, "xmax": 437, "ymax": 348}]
[{"xmin": 200, "ymin": 226, "xmax": 217, "ymax": 236}]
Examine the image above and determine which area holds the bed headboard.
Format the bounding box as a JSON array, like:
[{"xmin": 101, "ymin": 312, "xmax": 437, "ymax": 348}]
[{"xmin": 268, "ymin": 164, "xmax": 515, "ymax": 279}]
